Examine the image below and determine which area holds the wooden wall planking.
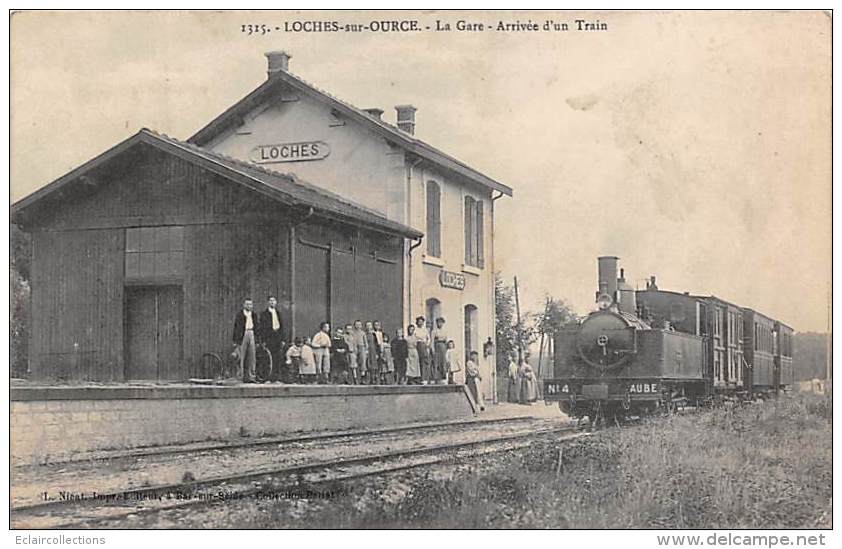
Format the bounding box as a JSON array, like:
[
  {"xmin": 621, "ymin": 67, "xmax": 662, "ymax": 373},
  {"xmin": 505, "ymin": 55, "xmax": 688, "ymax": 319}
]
[
  {"xmin": 30, "ymin": 229, "xmax": 124, "ymax": 380},
  {"xmin": 23, "ymin": 145, "xmax": 406, "ymax": 381}
]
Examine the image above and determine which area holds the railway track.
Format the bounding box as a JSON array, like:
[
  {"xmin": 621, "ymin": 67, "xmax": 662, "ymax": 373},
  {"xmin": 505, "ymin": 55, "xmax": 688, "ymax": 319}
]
[
  {"xmin": 11, "ymin": 416, "xmax": 551, "ymax": 510},
  {"xmin": 35, "ymin": 415, "xmax": 536, "ymax": 465},
  {"xmin": 12, "ymin": 422, "xmax": 582, "ymax": 529}
]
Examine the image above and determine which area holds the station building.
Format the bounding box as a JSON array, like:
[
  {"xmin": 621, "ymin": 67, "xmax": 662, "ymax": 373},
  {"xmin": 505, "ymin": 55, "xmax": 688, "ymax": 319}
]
[
  {"xmin": 184, "ymin": 51, "xmax": 512, "ymax": 396},
  {"xmin": 12, "ymin": 51, "xmax": 513, "ymax": 398}
]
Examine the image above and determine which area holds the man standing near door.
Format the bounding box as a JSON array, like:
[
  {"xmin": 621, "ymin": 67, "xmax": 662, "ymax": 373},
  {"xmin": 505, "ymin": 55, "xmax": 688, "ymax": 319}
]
[
  {"xmin": 233, "ymin": 298, "xmax": 259, "ymax": 383},
  {"xmin": 259, "ymin": 296, "xmax": 284, "ymax": 382}
]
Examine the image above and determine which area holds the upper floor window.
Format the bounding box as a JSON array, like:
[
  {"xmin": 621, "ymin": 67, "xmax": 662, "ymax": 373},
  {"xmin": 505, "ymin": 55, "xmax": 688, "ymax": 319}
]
[
  {"xmin": 125, "ymin": 226, "xmax": 184, "ymax": 282},
  {"xmin": 426, "ymin": 181, "xmax": 441, "ymax": 258},
  {"xmin": 464, "ymin": 196, "xmax": 485, "ymax": 268}
]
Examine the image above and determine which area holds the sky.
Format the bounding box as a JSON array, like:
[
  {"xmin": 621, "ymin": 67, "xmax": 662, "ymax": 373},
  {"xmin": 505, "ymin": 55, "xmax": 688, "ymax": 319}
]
[{"xmin": 9, "ymin": 10, "xmax": 831, "ymax": 332}]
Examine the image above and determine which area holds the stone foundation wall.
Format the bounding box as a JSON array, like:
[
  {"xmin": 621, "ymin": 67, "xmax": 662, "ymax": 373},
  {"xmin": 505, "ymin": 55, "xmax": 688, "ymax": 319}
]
[{"xmin": 11, "ymin": 384, "xmax": 475, "ymax": 465}]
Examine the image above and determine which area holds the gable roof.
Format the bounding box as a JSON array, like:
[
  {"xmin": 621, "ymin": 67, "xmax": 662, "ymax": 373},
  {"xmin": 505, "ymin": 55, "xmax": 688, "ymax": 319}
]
[
  {"xmin": 11, "ymin": 129, "xmax": 423, "ymax": 239},
  {"xmin": 188, "ymin": 69, "xmax": 513, "ymax": 197}
]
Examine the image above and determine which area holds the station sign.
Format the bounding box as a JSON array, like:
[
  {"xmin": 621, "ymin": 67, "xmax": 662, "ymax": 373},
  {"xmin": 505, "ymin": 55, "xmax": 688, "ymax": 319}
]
[
  {"xmin": 251, "ymin": 141, "xmax": 331, "ymax": 164},
  {"xmin": 439, "ymin": 270, "xmax": 466, "ymax": 290}
]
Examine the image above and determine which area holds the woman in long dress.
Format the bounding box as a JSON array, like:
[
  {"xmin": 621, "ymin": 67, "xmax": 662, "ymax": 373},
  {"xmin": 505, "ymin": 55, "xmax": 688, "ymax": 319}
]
[
  {"xmin": 404, "ymin": 325, "xmax": 422, "ymax": 385},
  {"xmin": 518, "ymin": 359, "xmax": 537, "ymax": 404},
  {"xmin": 415, "ymin": 319, "xmax": 432, "ymax": 384},
  {"xmin": 380, "ymin": 335, "xmax": 395, "ymax": 384},
  {"xmin": 465, "ymin": 351, "xmax": 485, "ymax": 411}
]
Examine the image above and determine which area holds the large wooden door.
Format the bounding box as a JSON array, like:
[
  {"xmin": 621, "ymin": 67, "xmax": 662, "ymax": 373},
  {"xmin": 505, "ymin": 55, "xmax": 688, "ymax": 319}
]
[
  {"xmin": 331, "ymin": 248, "xmax": 357, "ymax": 330},
  {"xmin": 294, "ymin": 240, "xmax": 330, "ymax": 338},
  {"xmin": 156, "ymin": 286, "xmax": 184, "ymax": 380},
  {"xmin": 125, "ymin": 287, "xmax": 158, "ymax": 379},
  {"xmin": 125, "ymin": 286, "xmax": 184, "ymax": 380}
]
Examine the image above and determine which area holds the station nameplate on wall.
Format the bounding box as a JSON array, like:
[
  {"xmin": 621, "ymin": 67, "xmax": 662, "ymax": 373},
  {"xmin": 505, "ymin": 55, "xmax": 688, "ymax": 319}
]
[
  {"xmin": 251, "ymin": 141, "xmax": 331, "ymax": 164},
  {"xmin": 439, "ymin": 270, "xmax": 466, "ymax": 290}
]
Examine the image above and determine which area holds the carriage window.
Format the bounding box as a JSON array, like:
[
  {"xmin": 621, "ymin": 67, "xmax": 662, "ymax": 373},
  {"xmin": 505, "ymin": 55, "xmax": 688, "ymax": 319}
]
[{"xmin": 125, "ymin": 226, "xmax": 184, "ymax": 282}]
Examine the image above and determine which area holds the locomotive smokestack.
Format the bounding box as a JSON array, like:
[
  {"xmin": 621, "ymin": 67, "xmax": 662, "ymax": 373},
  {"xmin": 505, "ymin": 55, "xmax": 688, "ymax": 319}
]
[{"xmin": 597, "ymin": 256, "xmax": 619, "ymax": 305}]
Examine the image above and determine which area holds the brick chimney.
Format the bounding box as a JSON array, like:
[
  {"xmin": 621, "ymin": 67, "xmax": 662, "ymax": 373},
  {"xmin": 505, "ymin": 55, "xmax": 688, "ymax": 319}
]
[
  {"xmin": 363, "ymin": 108, "xmax": 384, "ymax": 120},
  {"xmin": 395, "ymin": 105, "xmax": 417, "ymax": 135},
  {"xmin": 265, "ymin": 51, "xmax": 291, "ymax": 78}
]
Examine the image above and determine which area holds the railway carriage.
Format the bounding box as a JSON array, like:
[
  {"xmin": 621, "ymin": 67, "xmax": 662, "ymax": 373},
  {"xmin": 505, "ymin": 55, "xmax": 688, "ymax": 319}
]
[
  {"xmin": 775, "ymin": 322, "xmax": 795, "ymax": 391},
  {"xmin": 700, "ymin": 297, "xmax": 745, "ymax": 394},
  {"xmin": 742, "ymin": 309, "xmax": 777, "ymax": 394}
]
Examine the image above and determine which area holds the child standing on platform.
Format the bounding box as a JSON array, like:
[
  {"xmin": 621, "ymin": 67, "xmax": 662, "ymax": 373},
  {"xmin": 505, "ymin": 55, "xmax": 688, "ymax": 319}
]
[
  {"xmin": 311, "ymin": 322, "xmax": 332, "ymax": 384},
  {"xmin": 445, "ymin": 340, "xmax": 461, "ymax": 385},
  {"xmin": 380, "ymin": 334, "xmax": 395, "ymax": 384},
  {"xmin": 392, "ymin": 328, "xmax": 408, "ymax": 385}
]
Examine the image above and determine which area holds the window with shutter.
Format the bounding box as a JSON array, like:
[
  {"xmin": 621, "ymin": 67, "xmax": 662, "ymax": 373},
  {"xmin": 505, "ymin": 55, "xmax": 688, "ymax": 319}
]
[
  {"xmin": 426, "ymin": 181, "xmax": 441, "ymax": 257},
  {"xmin": 464, "ymin": 196, "xmax": 475, "ymax": 265},
  {"xmin": 476, "ymin": 199, "xmax": 484, "ymax": 268},
  {"xmin": 463, "ymin": 196, "xmax": 485, "ymax": 269}
]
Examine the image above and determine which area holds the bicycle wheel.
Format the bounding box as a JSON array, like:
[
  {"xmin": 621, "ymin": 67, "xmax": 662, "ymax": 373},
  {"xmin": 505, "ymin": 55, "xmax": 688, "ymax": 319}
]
[
  {"xmin": 199, "ymin": 353, "xmax": 223, "ymax": 379},
  {"xmin": 255, "ymin": 345, "xmax": 273, "ymax": 382}
]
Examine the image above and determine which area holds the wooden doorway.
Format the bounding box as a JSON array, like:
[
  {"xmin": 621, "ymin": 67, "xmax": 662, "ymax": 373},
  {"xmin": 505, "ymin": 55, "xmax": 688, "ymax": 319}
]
[{"xmin": 125, "ymin": 285, "xmax": 184, "ymax": 380}]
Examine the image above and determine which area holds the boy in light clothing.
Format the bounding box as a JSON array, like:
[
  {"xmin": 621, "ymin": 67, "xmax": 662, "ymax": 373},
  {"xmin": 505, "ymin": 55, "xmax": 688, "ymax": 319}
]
[
  {"xmin": 287, "ymin": 336, "xmax": 317, "ymax": 384},
  {"xmin": 311, "ymin": 321, "xmax": 332, "ymax": 384}
]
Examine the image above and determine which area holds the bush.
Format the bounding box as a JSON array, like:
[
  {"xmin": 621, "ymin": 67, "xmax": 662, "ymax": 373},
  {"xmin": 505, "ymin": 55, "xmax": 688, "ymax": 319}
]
[
  {"xmin": 10, "ymin": 266, "xmax": 30, "ymax": 378},
  {"xmin": 10, "ymin": 223, "xmax": 31, "ymax": 379}
]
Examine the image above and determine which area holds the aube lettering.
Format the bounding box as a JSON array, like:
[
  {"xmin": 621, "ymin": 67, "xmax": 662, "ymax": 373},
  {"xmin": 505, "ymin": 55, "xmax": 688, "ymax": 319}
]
[
  {"xmin": 251, "ymin": 141, "xmax": 330, "ymax": 164},
  {"xmin": 628, "ymin": 382, "xmax": 658, "ymax": 394}
]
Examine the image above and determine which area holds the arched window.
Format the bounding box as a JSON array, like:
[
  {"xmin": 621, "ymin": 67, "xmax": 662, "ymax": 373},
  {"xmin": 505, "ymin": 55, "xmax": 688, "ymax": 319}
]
[
  {"xmin": 426, "ymin": 181, "xmax": 441, "ymax": 257},
  {"xmin": 425, "ymin": 298, "xmax": 442, "ymax": 330}
]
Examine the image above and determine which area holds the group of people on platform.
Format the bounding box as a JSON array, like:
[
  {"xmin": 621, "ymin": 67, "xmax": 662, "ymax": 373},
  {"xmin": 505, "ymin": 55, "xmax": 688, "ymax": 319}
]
[
  {"xmin": 506, "ymin": 354, "xmax": 539, "ymax": 405},
  {"xmin": 232, "ymin": 298, "xmax": 486, "ymax": 410}
]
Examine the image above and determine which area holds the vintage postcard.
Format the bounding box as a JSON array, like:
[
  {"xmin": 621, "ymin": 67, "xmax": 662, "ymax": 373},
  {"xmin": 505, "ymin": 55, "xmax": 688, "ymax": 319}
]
[{"xmin": 7, "ymin": 9, "xmax": 832, "ymax": 537}]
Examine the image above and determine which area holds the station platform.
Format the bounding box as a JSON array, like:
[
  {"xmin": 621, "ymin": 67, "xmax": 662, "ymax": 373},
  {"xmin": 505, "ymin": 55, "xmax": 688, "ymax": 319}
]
[{"xmin": 10, "ymin": 382, "xmax": 476, "ymax": 466}]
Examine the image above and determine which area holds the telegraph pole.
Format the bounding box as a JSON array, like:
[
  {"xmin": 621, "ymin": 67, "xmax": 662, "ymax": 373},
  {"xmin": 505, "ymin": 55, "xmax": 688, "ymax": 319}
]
[
  {"xmin": 536, "ymin": 297, "xmax": 552, "ymax": 398},
  {"xmin": 514, "ymin": 276, "xmax": 523, "ymax": 363}
]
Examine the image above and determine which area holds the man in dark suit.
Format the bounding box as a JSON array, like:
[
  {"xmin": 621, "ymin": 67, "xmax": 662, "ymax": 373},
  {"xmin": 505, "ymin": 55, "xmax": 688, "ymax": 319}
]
[
  {"xmin": 259, "ymin": 296, "xmax": 284, "ymax": 382},
  {"xmin": 232, "ymin": 298, "xmax": 259, "ymax": 383}
]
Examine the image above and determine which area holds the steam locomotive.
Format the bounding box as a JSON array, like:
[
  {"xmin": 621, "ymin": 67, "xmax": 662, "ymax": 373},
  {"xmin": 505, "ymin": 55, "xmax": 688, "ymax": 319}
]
[{"xmin": 543, "ymin": 257, "xmax": 794, "ymax": 422}]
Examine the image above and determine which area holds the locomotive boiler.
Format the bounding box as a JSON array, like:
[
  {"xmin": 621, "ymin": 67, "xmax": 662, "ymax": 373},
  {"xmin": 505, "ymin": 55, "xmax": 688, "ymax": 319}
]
[{"xmin": 544, "ymin": 257, "xmax": 706, "ymax": 422}]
